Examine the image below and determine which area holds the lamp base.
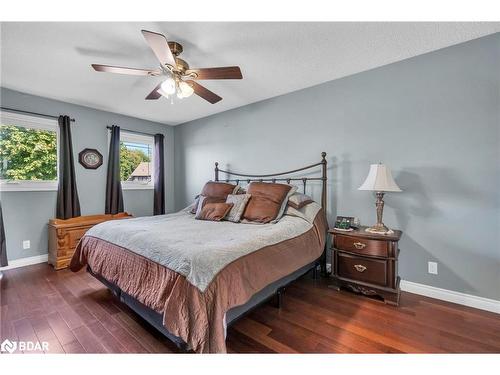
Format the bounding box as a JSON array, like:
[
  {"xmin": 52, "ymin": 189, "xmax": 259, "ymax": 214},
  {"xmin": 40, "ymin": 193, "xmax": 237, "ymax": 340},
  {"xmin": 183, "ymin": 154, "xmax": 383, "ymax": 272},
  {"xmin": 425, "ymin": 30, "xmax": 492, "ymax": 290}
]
[
  {"xmin": 365, "ymin": 192, "xmax": 394, "ymax": 235},
  {"xmin": 365, "ymin": 223, "xmax": 394, "ymax": 235}
]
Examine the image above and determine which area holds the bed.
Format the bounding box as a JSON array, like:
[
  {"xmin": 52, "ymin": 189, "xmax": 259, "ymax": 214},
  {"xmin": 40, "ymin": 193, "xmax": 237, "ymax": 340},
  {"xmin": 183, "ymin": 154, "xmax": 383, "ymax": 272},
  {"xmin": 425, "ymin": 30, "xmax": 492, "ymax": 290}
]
[{"xmin": 70, "ymin": 153, "xmax": 329, "ymax": 353}]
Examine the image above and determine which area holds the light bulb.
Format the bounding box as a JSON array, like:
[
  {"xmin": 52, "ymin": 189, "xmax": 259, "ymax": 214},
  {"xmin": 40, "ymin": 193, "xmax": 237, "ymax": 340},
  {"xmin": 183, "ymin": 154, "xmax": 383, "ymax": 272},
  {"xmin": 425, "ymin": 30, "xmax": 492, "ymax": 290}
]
[
  {"xmin": 160, "ymin": 76, "xmax": 176, "ymax": 95},
  {"xmin": 176, "ymin": 81, "xmax": 183, "ymax": 99},
  {"xmin": 157, "ymin": 88, "xmax": 169, "ymax": 98},
  {"xmin": 178, "ymin": 81, "xmax": 194, "ymax": 98}
]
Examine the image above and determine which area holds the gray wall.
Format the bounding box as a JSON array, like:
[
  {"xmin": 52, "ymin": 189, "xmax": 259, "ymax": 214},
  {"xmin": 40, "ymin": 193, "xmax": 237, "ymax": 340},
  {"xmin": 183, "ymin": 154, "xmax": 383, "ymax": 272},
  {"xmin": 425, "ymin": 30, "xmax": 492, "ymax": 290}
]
[
  {"xmin": 174, "ymin": 33, "xmax": 500, "ymax": 300},
  {"xmin": 0, "ymin": 87, "xmax": 175, "ymax": 261}
]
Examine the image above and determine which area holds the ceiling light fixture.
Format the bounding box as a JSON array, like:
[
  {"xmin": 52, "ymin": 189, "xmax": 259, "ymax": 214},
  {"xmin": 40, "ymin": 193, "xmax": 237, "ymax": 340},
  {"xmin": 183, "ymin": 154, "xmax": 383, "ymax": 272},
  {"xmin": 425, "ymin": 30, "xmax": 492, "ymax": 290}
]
[
  {"xmin": 160, "ymin": 75, "xmax": 176, "ymax": 95},
  {"xmin": 158, "ymin": 78, "xmax": 194, "ymax": 100},
  {"xmin": 92, "ymin": 29, "xmax": 242, "ymax": 104},
  {"xmin": 177, "ymin": 81, "xmax": 194, "ymax": 99}
]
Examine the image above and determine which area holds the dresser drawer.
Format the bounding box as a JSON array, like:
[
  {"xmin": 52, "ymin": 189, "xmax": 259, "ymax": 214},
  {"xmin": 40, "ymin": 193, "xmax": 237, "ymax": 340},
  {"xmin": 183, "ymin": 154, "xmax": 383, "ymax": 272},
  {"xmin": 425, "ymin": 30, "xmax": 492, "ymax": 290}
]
[
  {"xmin": 334, "ymin": 234, "xmax": 389, "ymax": 257},
  {"xmin": 56, "ymin": 246, "xmax": 78, "ymax": 259},
  {"xmin": 53, "ymin": 256, "xmax": 73, "ymax": 270},
  {"xmin": 68, "ymin": 227, "xmax": 89, "ymax": 249},
  {"xmin": 336, "ymin": 252, "xmax": 387, "ymax": 286}
]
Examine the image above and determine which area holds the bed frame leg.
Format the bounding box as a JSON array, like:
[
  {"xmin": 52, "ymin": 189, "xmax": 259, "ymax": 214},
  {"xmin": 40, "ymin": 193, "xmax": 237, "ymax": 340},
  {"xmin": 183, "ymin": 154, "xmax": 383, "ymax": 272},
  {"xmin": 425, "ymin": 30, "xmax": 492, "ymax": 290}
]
[
  {"xmin": 320, "ymin": 244, "xmax": 328, "ymax": 277},
  {"xmin": 312, "ymin": 262, "xmax": 320, "ymax": 280},
  {"xmin": 275, "ymin": 287, "xmax": 285, "ymax": 309}
]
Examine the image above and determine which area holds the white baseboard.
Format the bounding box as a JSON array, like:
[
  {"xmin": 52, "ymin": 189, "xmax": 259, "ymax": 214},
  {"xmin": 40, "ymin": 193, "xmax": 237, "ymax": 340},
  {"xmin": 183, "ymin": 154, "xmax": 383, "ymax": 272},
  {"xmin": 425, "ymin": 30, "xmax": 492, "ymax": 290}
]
[
  {"xmin": 325, "ymin": 264, "xmax": 499, "ymax": 314},
  {"xmin": 400, "ymin": 280, "xmax": 500, "ymax": 314},
  {"xmin": 0, "ymin": 254, "xmax": 48, "ymax": 271}
]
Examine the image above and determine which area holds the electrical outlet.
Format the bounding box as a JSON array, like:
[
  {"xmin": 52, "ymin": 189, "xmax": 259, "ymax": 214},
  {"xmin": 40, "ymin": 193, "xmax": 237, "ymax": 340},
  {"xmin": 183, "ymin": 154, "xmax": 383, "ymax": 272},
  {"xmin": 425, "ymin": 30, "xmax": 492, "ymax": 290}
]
[
  {"xmin": 22, "ymin": 240, "xmax": 30, "ymax": 250},
  {"xmin": 326, "ymin": 263, "xmax": 332, "ymax": 274},
  {"xmin": 428, "ymin": 261, "xmax": 438, "ymax": 275}
]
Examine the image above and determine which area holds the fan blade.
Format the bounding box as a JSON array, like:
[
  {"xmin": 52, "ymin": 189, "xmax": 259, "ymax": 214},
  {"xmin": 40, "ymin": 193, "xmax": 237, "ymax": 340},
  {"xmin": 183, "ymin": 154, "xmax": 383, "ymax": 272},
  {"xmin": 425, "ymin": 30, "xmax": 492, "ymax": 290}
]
[
  {"xmin": 92, "ymin": 64, "xmax": 157, "ymax": 76},
  {"xmin": 186, "ymin": 66, "xmax": 242, "ymax": 80},
  {"xmin": 141, "ymin": 29, "xmax": 176, "ymax": 67},
  {"xmin": 187, "ymin": 81, "xmax": 222, "ymax": 104},
  {"xmin": 145, "ymin": 83, "xmax": 162, "ymax": 100}
]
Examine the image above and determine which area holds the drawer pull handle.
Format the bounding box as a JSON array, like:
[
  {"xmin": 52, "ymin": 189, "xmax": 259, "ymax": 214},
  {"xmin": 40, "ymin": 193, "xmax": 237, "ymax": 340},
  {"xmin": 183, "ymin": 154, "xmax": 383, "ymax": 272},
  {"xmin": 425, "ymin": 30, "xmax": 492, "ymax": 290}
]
[
  {"xmin": 354, "ymin": 264, "xmax": 367, "ymax": 272},
  {"xmin": 353, "ymin": 242, "xmax": 366, "ymax": 250}
]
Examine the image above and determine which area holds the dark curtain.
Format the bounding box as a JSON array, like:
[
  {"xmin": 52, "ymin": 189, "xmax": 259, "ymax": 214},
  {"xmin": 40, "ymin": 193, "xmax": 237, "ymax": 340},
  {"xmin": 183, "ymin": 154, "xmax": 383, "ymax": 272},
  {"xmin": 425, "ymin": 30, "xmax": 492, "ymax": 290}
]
[
  {"xmin": 0, "ymin": 201, "xmax": 7, "ymax": 267},
  {"xmin": 153, "ymin": 133, "xmax": 165, "ymax": 215},
  {"xmin": 105, "ymin": 125, "xmax": 124, "ymax": 214},
  {"xmin": 56, "ymin": 115, "xmax": 81, "ymax": 219}
]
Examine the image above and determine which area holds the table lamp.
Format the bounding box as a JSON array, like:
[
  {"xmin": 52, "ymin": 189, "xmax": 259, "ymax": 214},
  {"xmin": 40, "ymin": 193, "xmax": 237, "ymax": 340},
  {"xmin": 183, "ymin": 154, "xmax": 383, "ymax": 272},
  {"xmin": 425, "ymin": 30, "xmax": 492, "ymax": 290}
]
[{"xmin": 358, "ymin": 163, "xmax": 401, "ymax": 234}]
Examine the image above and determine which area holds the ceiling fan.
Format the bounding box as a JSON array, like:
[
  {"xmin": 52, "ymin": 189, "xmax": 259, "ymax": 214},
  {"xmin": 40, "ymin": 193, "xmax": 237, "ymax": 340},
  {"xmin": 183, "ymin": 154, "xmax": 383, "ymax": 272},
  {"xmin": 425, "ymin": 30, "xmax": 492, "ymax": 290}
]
[{"xmin": 91, "ymin": 30, "xmax": 243, "ymax": 104}]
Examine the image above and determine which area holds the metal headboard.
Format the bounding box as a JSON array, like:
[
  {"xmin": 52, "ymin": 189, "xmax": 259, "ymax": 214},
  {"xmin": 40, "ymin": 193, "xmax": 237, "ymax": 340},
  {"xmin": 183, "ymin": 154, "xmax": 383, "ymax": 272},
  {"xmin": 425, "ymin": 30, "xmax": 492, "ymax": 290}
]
[{"xmin": 214, "ymin": 152, "xmax": 327, "ymax": 213}]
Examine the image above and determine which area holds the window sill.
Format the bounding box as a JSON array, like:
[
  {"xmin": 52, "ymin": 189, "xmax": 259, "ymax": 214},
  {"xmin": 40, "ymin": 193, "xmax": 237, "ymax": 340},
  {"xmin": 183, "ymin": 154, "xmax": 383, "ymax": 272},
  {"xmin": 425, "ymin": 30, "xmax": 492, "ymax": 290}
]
[
  {"xmin": 0, "ymin": 182, "xmax": 58, "ymax": 192},
  {"xmin": 121, "ymin": 183, "xmax": 154, "ymax": 191}
]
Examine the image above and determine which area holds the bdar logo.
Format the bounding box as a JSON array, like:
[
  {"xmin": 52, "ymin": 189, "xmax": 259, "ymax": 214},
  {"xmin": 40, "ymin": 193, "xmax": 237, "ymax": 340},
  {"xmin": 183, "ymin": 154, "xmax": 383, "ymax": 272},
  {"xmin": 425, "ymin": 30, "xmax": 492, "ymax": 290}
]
[{"xmin": 1, "ymin": 339, "xmax": 17, "ymax": 353}]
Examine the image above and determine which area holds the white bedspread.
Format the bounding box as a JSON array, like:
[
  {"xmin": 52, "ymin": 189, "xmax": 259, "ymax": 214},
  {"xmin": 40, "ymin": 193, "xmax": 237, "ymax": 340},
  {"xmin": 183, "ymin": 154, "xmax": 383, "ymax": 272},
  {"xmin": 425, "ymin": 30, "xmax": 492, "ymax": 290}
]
[{"xmin": 84, "ymin": 208, "xmax": 318, "ymax": 292}]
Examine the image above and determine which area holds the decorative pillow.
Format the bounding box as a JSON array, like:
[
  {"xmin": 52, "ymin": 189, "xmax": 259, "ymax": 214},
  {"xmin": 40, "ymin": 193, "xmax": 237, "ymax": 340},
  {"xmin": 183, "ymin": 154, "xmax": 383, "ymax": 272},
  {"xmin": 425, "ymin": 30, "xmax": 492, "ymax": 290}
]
[
  {"xmin": 225, "ymin": 194, "xmax": 251, "ymax": 222},
  {"xmin": 288, "ymin": 192, "xmax": 314, "ymax": 209},
  {"xmin": 270, "ymin": 184, "xmax": 298, "ymax": 223},
  {"xmin": 193, "ymin": 195, "xmax": 226, "ymax": 214},
  {"xmin": 201, "ymin": 181, "xmax": 238, "ymax": 198},
  {"xmin": 194, "ymin": 195, "xmax": 233, "ymax": 221},
  {"xmin": 195, "ymin": 202, "xmax": 234, "ymax": 221},
  {"xmin": 191, "ymin": 182, "xmax": 238, "ymax": 213},
  {"xmin": 242, "ymin": 182, "xmax": 293, "ymax": 224}
]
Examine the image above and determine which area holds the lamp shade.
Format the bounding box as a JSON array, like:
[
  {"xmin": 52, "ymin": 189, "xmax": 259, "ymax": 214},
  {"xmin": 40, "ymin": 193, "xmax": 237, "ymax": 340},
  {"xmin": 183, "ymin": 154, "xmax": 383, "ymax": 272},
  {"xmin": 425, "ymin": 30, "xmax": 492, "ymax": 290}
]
[{"xmin": 358, "ymin": 164, "xmax": 402, "ymax": 192}]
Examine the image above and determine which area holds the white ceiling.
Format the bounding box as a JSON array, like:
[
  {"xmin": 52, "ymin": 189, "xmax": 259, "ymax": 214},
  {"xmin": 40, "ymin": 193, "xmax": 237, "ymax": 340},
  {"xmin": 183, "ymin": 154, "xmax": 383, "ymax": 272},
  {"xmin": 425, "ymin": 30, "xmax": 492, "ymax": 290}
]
[{"xmin": 1, "ymin": 22, "xmax": 499, "ymax": 126}]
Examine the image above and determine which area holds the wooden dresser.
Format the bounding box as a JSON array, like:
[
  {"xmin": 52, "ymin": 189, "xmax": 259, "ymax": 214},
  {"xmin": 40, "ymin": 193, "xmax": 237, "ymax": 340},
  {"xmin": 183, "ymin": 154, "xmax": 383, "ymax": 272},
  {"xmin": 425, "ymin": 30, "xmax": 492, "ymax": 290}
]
[
  {"xmin": 48, "ymin": 213, "xmax": 132, "ymax": 270},
  {"xmin": 329, "ymin": 226, "xmax": 402, "ymax": 305}
]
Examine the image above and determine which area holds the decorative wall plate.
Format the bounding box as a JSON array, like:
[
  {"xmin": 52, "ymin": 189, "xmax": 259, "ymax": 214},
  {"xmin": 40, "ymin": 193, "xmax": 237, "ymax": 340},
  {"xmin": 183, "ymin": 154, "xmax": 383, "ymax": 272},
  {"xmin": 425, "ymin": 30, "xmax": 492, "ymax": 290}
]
[{"xmin": 78, "ymin": 148, "xmax": 103, "ymax": 169}]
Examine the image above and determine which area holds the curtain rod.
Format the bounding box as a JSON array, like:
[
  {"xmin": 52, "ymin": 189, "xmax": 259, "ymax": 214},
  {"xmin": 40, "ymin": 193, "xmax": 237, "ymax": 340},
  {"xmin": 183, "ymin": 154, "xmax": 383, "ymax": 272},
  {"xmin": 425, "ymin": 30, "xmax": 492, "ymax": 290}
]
[
  {"xmin": 106, "ymin": 125, "xmax": 157, "ymax": 137},
  {"xmin": 0, "ymin": 106, "xmax": 75, "ymax": 122}
]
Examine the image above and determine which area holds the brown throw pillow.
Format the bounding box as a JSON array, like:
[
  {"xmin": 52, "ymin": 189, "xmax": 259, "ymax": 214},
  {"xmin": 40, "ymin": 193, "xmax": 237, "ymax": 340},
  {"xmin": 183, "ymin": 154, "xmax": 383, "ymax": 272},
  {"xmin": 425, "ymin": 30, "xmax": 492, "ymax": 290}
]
[
  {"xmin": 191, "ymin": 182, "xmax": 238, "ymax": 213},
  {"xmin": 242, "ymin": 182, "xmax": 292, "ymax": 223},
  {"xmin": 193, "ymin": 195, "xmax": 226, "ymax": 214},
  {"xmin": 196, "ymin": 202, "xmax": 234, "ymax": 221},
  {"xmin": 288, "ymin": 192, "xmax": 314, "ymax": 209},
  {"xmin": 201, "ymin": 181, "xmax": 237, "ymax": 198},
  {"xmin": 271, "ymin": 184, "xmax": 297, "ymax": 223}
]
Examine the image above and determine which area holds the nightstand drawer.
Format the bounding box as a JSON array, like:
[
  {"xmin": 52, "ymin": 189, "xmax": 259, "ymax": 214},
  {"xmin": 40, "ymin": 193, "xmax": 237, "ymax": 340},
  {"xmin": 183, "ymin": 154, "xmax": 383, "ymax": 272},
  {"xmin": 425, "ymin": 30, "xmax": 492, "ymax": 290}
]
[
  {"xmin": 334, "ymin": 234, "xmax": 389, "ymax": 257},
  {"xmin": 337, "ymin": 252, "xmax": 387, "ymax": 286}
]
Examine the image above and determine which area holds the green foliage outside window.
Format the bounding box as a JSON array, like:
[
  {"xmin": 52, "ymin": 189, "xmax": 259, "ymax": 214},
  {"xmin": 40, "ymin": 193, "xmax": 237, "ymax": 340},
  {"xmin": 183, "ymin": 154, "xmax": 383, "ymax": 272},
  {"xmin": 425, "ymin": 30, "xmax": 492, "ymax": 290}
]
[
  {"xmin": 119, "ymin": 142, "xmax": 151, "ymax": 181},
  {"xmin": 0, "ymin": 124, "xmax": 151, "ymax": 183},
  {"xmin": 0, "ymin": 124, "xmax": 57, "ymax": 181}
]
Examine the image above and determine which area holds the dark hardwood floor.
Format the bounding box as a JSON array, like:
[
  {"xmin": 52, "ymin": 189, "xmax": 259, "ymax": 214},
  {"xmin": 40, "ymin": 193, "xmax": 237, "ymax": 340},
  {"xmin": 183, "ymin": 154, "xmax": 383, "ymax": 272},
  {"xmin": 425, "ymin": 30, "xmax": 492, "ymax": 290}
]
[{"xmin": 1, "ymin": 263, "xmax": 499, "ymax": 353}]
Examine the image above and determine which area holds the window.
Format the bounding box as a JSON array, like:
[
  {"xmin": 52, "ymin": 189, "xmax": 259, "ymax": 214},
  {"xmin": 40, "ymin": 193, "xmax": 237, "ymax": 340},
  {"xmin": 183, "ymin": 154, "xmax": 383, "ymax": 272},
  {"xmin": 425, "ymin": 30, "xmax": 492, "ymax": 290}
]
[
  {"xmin": 119, "ymin": 131, "xmax": 154, "ymax": 189},
  {"xmin": 0, "ymin": 111, "xmax": 59, "ymax": 191}
]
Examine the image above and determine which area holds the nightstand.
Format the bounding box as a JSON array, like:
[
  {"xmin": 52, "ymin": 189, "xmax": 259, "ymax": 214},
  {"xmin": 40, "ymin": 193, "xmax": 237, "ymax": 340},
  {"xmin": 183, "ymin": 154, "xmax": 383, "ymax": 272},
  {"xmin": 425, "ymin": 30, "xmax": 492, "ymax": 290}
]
[{"xmin": 329, "ymin": 226, "xmax": 402, "ymax": 305}]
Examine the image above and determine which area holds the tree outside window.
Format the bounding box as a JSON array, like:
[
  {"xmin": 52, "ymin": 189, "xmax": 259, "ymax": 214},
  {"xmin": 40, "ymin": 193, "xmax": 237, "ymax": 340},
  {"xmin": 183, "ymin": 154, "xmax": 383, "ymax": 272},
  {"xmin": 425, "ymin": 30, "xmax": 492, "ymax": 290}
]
[
  {"xmin": 118, "ymin": 131, "xmax": 154, "ymax": 188},
  {"xmin": 0, "ymin": 124, "xmax": 57, "ymax": 181},
  {"xmin": 120, "ymin": 141, "xmax": 151, "ymax": 182}
]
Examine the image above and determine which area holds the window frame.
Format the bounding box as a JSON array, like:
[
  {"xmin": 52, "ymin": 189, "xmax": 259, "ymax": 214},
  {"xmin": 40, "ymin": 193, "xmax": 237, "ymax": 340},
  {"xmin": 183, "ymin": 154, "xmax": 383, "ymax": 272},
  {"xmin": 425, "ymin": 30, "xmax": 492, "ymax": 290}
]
[
  {"xmin": 0, "ymin": 111, "xmax": 59, "ymax": 192},
  {"xmin": 118, "ymin": 130, "xmax": 155, "ymax": 190}
]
